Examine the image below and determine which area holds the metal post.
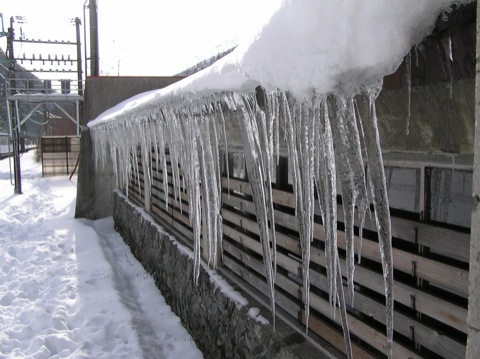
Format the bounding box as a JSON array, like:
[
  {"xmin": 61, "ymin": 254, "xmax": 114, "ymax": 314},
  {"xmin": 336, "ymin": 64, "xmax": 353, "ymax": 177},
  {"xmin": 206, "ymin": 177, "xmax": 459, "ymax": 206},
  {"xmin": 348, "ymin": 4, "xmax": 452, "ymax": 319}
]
[
  {"xmin": 65, "ymin": 136, "xmax": 69, "ymax": 175},
  {"xmin": 89, "ymin": 0, "xmax": 100, "ymax": 76},
  {"xmin": 75, "ymin": 17, "xmax": 83, "ymax": 96},
  {"xmin": 83, "ymin": 0, "xmax": 88, "ymax": 77},
  {"xmin": 7, "ymin": 17, "xmax": 22, "ymax": 194},
  {"xmin": 76, "ymin": 100, "xmax": 80, "ymax": 136},
  {"xmin": 12, "ymin": 100, "xmax": 22, "ymax": 194}
]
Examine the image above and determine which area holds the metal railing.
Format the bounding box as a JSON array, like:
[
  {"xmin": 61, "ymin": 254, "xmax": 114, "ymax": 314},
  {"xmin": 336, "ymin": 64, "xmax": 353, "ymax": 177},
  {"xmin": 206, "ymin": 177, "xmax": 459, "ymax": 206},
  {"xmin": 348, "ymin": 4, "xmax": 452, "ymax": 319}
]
[{"xmin": 6, "ymin": 77, "xmax": 84, "ymax": 97}]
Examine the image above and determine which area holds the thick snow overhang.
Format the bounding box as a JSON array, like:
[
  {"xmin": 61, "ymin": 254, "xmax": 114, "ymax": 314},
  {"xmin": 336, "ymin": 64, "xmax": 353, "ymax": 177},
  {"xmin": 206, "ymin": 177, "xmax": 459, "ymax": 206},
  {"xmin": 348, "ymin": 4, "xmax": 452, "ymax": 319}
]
[{"xmin": 88, "ymin": 0, "xmax": 472, "ymax": 129}]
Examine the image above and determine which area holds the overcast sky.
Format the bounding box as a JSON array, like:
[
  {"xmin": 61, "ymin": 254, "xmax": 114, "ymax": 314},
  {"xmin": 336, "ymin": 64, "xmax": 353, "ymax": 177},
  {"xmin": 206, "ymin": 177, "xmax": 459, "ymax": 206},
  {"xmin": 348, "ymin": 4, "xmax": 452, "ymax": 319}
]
[{"xmin": 1, "ymin": 0, "xmax": 279, "ymax": 77}]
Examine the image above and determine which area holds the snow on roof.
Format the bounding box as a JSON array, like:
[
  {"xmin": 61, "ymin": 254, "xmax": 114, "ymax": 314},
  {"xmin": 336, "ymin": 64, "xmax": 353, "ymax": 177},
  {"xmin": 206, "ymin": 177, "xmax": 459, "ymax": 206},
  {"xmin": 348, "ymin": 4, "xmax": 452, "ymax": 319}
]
[{"xmin": 88, "ymin": 0, "xmax": 470, "ymax": 128}]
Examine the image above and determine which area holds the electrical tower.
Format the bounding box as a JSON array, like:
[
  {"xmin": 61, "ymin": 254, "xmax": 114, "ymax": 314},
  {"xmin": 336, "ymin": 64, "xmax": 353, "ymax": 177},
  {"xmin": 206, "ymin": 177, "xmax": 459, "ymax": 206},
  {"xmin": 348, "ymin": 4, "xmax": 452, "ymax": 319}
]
[{"xmin": 2, "ymin": 13, "xmax": 84, "ymax": 194}]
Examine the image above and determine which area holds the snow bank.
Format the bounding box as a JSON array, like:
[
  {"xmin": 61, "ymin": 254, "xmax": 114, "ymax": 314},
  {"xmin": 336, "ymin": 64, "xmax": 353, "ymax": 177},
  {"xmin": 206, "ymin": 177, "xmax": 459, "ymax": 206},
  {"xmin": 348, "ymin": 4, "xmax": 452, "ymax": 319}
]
[{"xmin": 0, "ymin": 153, "xmax": 202, "ymax": 359}]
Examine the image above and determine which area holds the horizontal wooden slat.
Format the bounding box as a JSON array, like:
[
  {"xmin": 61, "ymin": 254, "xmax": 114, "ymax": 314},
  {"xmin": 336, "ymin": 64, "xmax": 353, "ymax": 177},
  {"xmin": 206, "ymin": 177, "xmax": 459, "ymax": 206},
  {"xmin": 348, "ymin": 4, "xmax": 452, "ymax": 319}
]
[
  {"xmin": 309, "ymin": 266, "xmax": 466, "ymax": 358},
  {"xmin": 303, "ymin": 312, "xmax": 375, "ymax": 359},
  {"xmin": 223, "ymin": 207, "xmax": 466, "ymax": 356},
  {"xmin": 224, "ymin": 192, "xmax": 468, "ymax": 297},
  {"xmin": 222, "ymin": 243, "xmax": 301, "ymax": 319},
  {"xmin": 222, "ymin": 177, "xmax": 470, "ymax": 263},
  {"xmin": 307, "ymin": 293, "xmax": 421, "ymax": 359},
  {"xmin": 221, "ymin": 178, "xmax": 467, "ymax": 357},
  {"xmin": 309, "ymin": 246, "xmax": 467, "ymax": 333}
]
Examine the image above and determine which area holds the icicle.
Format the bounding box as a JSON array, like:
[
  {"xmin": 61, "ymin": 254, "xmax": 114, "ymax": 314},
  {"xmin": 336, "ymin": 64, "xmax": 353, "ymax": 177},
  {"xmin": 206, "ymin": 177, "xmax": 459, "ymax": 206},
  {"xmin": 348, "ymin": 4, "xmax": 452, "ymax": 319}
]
[
  {"xmin": 330, "ymin": 96, "xmax": 368, "ymax": 305},
  {"xmin": 176, "ymin": 108, "xmax": 202, "ymax": 283},
  {"xmin": 359, "ymin": 91, "xmax": 394, "ymax": 359},
  {"xmin": 317, "ymin": 98, "xmax": 338, "ymax": 316},
  {"xmin": 197, "ymin": 109, "xmax": 222, "ymax": 268},
  {"xmin": 215, "ymin": 101, "xmax": 230, "ymax": 197},
  {"xmin": 448, "ymin": 33, "xmax": 454, "ymax": 99},
  {"xmin": 257, "ymin": 92, "xmax": 277, "ymax": 277},
  {"xmin": 447, "ymin": 33, "xmax": 453, "ymax": 62},
  {"xmin": 234, "ymin": 92, "xmax": 277, "ymax": 329},
  {"xmin": 405, "ymin": 52, "xmax": 412, "ymax": 136},
  {"xmin": 336, "ymin": 261, "xmax": 353, "ymax": 359},
  {"xmin": 414, "ymin": 44, "xmax": 420, "ymax": 68},
  {"xmin": 280, "ymin": 93, "xmax": 316, "ymax": 332},
  {"xmin": 441, "ymin": 33, "xmax": 454, "ymax": 99},
  {"xmin": 156, "ymin": 120, "xmax": 169, "ymax": 210},
  {"xmin": 353, "ymin": 101, "xmax": 369, "ymax": 265}
]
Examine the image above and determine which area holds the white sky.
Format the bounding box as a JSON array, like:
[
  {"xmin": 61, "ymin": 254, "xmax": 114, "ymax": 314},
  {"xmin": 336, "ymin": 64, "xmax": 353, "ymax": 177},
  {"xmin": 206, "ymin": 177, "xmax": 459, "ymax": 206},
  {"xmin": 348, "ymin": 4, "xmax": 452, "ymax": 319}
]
[{"xmin": 1, "ymin": 0, "xmax": 279, "ymax": 77}]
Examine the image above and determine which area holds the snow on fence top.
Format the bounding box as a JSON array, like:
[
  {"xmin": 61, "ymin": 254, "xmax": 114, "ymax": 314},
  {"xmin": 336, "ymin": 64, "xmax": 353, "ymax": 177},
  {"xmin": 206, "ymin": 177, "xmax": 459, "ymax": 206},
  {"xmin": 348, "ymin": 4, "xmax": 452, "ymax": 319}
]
[{"xmin": 88, "ymin": 1, "xmax": 471, "ymax": 358}]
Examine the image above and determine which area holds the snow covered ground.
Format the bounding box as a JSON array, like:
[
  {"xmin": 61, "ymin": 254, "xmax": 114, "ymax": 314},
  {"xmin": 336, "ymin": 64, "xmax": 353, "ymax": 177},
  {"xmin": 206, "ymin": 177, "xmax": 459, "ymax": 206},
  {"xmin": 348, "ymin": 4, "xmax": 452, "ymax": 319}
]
[{"xmin": 0, "ymin": 151, "xmax": 203, "ymax": 359}]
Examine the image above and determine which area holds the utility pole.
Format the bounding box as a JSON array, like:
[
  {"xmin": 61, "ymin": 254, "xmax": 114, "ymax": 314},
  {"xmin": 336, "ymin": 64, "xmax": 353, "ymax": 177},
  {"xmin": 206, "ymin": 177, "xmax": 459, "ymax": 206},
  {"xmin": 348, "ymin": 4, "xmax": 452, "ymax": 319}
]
[
  {"xmin": 89, "ymin": 0, "xmax": 99, "ymax": 76},
  {"xmin": 6, "ymin": 16, "xmax": 22, "ymax": 194}
]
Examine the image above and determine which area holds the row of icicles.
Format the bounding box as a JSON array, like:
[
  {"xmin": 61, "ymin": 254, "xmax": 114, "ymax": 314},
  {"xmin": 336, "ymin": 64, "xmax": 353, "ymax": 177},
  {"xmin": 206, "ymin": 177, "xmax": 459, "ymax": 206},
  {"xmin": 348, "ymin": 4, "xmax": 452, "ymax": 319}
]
[{"xmin": 90, "ymin": 87, "xmax": 394, "ymax": 359}]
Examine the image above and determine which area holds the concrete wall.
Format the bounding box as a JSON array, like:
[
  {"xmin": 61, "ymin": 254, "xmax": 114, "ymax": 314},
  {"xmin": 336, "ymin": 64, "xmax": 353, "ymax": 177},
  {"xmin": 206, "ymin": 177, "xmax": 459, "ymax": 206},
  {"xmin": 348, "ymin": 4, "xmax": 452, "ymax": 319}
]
[
  {"xmin": 75, "ymin": 76, "xmax": 183, "ymax": 219},
  {"xmin": 375, "ymin": 80, "xmax": 475, "ymax": 155}
]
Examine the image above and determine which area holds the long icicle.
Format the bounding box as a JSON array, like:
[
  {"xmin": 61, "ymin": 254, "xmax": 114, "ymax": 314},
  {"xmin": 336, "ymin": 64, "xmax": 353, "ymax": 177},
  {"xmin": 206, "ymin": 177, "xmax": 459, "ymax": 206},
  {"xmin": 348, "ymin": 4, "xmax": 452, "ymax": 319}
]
[
  {"xmin": 359, "ymin": 92, "xmax": 394, "ymax": 359},
  {"xmin": 330, "ymin": 96, "xmax": 368, "ymax": 304},
  {"xmin": 281, "ymin": 94, "xmax": 313, "ymax": 332},
  {"xmin": 234, "ymin": 92, "xmax": 277, "ymax": 329}
]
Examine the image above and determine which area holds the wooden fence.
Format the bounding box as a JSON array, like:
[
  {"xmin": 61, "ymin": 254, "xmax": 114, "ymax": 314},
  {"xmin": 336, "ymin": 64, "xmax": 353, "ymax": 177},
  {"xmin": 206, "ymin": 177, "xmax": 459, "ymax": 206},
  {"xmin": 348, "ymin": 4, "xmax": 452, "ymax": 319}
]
[{"xmin": 126, "ymin": 148, "xmax": 471, "ymax": 359}]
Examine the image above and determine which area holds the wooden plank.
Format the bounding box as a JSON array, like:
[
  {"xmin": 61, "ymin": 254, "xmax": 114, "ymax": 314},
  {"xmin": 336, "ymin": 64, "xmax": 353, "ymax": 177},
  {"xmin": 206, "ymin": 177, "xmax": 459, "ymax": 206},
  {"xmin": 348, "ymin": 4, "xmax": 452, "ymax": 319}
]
[
  {"xmin": 225, "ymin": 225, "xmax": 466, "ymax": 349},
  {"xmin": 337, "ymin": 205, "xmax": 469, "ymax": 263},
  {"xmin": 308, "ymin": 293, "xmax": 422, "ymax": 359},
  {"xmin": 302, "ymin": 312, "xmax": 375, "ymax": 359},
  {"xmin": 225, "ymin": 192, "xmax": 468, "ymax": 297},
  {"xmin": 224, "ymin": 219, "xmax": 462, "ymax": 357},
  {"xmin": 172, "ymin": 208, "xmax": 191, "ymax": 228},
  {"xmin": 151, "ymin": 197, "xmax": 172, "ymax": 216},
  {"xmin": 223, "ymin": 256, "xmax": 300, "ymax": 319},
  {"xmin": 222, "ymin": 244, "xmax": 301, "ymax": 319},
  {"xmin": 151, "ymin": 206, "xmax": 173, "ymax": 227},
  {"xmin": 309, "ymin": 267, "xmax": 466, "ymax": 358},
  {"xmin": 309, "ymin": 247, "xmax": 468, "ymax": 333},
  {"xmin": 171, "ymin": 220, "xmax": 194, "ymax": 242},
  {"xmin": 223, "ymin": 195, "xmax": 468, "ymax": 332},
  {"xmin": 332, "ymin": 226, "xmax": 468, "ymax": 297},
  {"xmin": 222, "ymin": 208, "xmax": 302, "ymax": 262},
  {"xmin": 223, "ymin": 177, "xmax": 253, "ymax": 196},
  {"xmin": 223, "ymin": 225, "xmax": 262, "ymax": 253},
  {"xmin": 223, "ymin": 223, "xmax": 301, "ymax": 277},
  {"xmin": 151, "ymin": 186, "xmax": 190, "ymax": 215},
  {"xmin": 222, "ymin": 176, "xmax": 469, "ymax": 263},
  {"xmin": 222, "ymin": 208, "xmax": 262, "ymax": 235},
  {"xmin": 152, "ymin": 175, "xmax": 190, "ymax": 204}
]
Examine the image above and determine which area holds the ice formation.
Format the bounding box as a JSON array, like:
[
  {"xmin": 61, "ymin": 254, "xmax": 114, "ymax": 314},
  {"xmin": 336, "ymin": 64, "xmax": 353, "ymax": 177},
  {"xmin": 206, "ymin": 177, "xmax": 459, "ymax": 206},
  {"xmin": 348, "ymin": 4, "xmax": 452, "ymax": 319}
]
[{"xmin": 88, "ymin": 0, "xmax": 471, "ymax": 357}]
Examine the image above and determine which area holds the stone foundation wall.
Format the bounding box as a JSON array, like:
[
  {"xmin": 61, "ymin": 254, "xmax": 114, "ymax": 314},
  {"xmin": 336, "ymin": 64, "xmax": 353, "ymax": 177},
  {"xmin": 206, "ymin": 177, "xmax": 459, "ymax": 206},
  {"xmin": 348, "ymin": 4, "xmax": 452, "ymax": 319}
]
[{"xmin": 113, "ymin": 191, "xmax": 331, "ymax": 359}]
